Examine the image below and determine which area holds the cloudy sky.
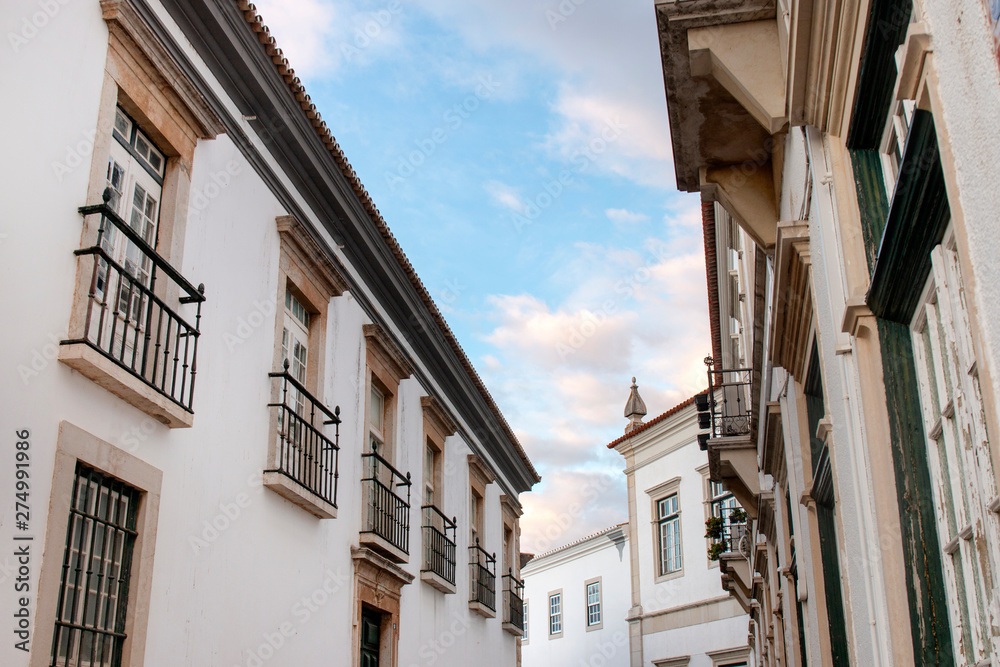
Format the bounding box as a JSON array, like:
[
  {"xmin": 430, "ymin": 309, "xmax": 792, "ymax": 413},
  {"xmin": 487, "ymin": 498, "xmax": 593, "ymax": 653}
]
[{"xmin": 253, "ymin": 0, "xmax": 710, "ymax": 553}]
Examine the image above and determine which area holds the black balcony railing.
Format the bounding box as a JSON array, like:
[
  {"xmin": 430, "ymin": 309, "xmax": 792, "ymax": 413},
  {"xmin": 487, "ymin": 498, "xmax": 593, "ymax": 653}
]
[
  {"xmin": 266, "ymin": 361, "xmax": 341, "ymax": 507},
  {"xmin": 469, "ymin": 540, "xmax": 496, "ymax": 611},
  {"xmin": 361, "ymin": 445, "xmax": 411, "ymax": 555},
  {"xmin": 66, "ymin": 189, "xmax": 205, "ymax": 412},
  {"xmin": 706, "ymin": 362, "xmax": 752, "ymax": 438},
  {"xmin": 503, "ymin": 569, "xmax": 525, "ymax": 631},
  {"xmin": 422, "ymin": 505, "xmax": 457, "ymax": 585}
]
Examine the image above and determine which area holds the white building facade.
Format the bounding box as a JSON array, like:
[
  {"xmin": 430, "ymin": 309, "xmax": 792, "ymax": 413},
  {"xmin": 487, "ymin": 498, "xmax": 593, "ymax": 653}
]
[
  {"xmin": 610, "ymin": 387, "xmax": 751, "ymax": 667},
  {"xmin": 0, "ymin": 1, "xmax": 537, "ymax": 666},
  {"xmin": 521, "ymin": 525, "xmax": 632, "ymax": 667}
]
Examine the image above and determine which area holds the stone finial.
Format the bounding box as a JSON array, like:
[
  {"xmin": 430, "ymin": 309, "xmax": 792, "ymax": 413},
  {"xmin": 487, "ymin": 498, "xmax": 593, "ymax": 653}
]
[{"xmin": 624, "ymin": 377, "xmax": 647, "ymax": 433}]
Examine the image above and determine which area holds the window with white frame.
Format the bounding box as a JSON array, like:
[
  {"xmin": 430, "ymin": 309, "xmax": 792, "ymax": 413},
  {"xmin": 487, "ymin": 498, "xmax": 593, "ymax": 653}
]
[
  {"xmin": 523, "ymin": 600, "xmax": 528, "ymax": 642},
  {"xmin": 658, "ymin": 494, "xmax": 682, "ymax": 575},
  {"xmin": 880, "ymin": 99, "xmax": 917, "ymax": 194},
  {"xmin": 369, "ymin": 384, "xmax": 386, "ymax": 452},
  {"xmin": 586, "ymin": 580, "xmax": 602, "ymax": 627},
  {"xmin": 548, "ymin": 592, "xmax": 562, "ymax": 636},
  {"xmin": 911, "ymin": 234, "xmax": 999, "ymax": 666}
]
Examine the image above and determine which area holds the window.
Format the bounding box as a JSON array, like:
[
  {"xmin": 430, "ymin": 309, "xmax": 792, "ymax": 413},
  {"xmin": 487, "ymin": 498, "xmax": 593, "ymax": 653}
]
[
  {"xmin": 424, "ymin": 442, "xmax": 438, "ymax": 505},
  {"xmin": 880, "ymin": 99, "xmax": 917, "ymax": 193},
  {"xmin": 548, "ymin": 592, "xmax": 562, "ymax": 637},
  {"xmin": 281, "ymin": 288, "xmax": 310, "ymax": 417},
  {"xmin": 911, "ymin": 237, "xmax": 999, "ymax": 665},
  {"xmin": 658, "ymin": 494, "xmax": 682, "ymax": 575},
  {"xmin": 586, "ymin": 579, "xmax": 602, "ymax": 628},
  {"xmin": 50, "ymin": 463, "xmax": 141, "ymax": 667},
  {"xmin": 470, "ymin": 488, "xmax": 483, "ymax": 546},
  {"xmin": 523, "ymin": 600, "xmax": 529, "ymax": 642},
  {"xmin": 369, "ymin": 384, "xmax": 386, "ymax": 453}
]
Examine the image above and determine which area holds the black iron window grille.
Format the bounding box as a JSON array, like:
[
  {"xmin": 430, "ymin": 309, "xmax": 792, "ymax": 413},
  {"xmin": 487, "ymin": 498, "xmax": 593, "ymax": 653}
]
[
  {"xmin": 50, "ymin": 463, "xmax": 141, "ymax": 667},
  {"xmin": 503, "ymin": 569, "xmax": 525, "ymax": 631},
  {"xmin": 67, "ymin": 189, "xmax": 205, "ymax": 412},
  {"xmin": 704, "ymin": 360, "xmax": 753, "ymax": 438},
  {"xmin": 361, "ymin": 445, "xmax": 411, "ymax": 555},
  {"xmin": 421, "ymin": 505, "xmax": 457, "ymax": 584},
  {"xmin": 469, "ymin": 540, "xmax": 496, "ymax": 611},
  {"xmin": 267, "ymin": 360, "xmax": 341, "ymax": 507}
]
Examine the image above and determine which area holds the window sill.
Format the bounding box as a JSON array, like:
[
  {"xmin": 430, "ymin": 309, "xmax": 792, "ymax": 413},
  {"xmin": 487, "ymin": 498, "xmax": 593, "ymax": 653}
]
[
  {"xmin": 59, "ymin": 342, "xmax": 193, "ymax": 428},
  {"xmin": 654, "ymin": 568, "xmax": 685, "ymax": 584},
  {"xmin": 469, "ymin": 600, "xmax": 496, "ymax": 618},
  {"xmin": 420, "ymin": 570, "xmax": 456, "ymax": 595},
  {"xmin": 262, "ymin": 471, "xmax": 337, "ymax": 519}
]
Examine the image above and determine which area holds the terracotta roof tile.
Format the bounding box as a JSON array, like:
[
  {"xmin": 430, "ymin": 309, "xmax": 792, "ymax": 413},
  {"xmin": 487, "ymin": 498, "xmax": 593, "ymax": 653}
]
[
  {"xmin": 527, "ymin": 523, "xmax": 628, "ymax": 563},
  {"xmin": 606, "ymin": 391, "xmax": 704, "ymax": 449},
  {"xmin": 235, "ymin": 1, "xmax": 539, "ymax": 483}
]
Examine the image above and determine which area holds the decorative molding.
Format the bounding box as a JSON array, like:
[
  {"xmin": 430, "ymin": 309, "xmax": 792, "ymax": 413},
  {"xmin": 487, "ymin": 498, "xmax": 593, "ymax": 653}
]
[
  {"xmin": 351, "ymin": 546, "xmax": 414, "ymax": 592},
  {"xmin": 770, "ymin": 220, "xmax": 812, "ymax": 379},
  {"xmin": 277, "ymin": 215, "xmax": 349, "ymax": 298},
  {"xmin": 500, "ymin": 494, "xmax": 523, "ymax": 522},
  {"xmin": 101, "ymin": 0, "xmax": 224, "ymax": 139},
  {"xmin": 364, "ymin": 323, "xmax": 414, "ymax": 382},
  {"xmin": 421, "ymin": 395, "xmax": 457, "ymax": 440},
  {"xmin": 645, "ymin": 476, "xmax": 681, "ymax": 498},
  {"xmin": 468, "ymin": 454, "xmax": 496, "ymax": 491}
]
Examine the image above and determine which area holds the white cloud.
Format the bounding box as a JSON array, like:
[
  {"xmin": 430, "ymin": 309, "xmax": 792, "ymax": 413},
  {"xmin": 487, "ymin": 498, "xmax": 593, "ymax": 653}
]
[
  {"xmin": 251, "ymin": 0, "xmax": 339, "ymax": 78},
  {"xmin": 484, "ymin": 180, "xmax": 528, "ymax": 214},
  {"xmin": 606, "ymin": 208, "xmax": 649, "ymax": 226}
]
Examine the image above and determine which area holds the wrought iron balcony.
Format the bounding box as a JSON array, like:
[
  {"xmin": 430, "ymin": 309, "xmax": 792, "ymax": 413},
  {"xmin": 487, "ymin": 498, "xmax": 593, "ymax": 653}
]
[
  {"xmin": 66, "ymin": 189, "xmax": 204, "ymax": 414},
  {"xmin": 502, "ymin": 569, "xmax": 525, "ymax": 634},
  {"xmin": 707, "ymin": 505, "xmax": 749, "ymax": 561},
  {"xmin": 469, "ymin": 540, "xmax": 496, "ymax": 613},
  {"xmin": 361, "ymin": 445, "xmax": 411, "ymax": 559},
  {"xmin": 421, "ymin": 505, "xmax": 457, "ymax": 587},
  {"xmin": 697, "ymin": 360, "xmax": 753, "ymax": 449},
  {"xmin": 266, "ymin": 362, "xmax": 340, "ymax": 509}
]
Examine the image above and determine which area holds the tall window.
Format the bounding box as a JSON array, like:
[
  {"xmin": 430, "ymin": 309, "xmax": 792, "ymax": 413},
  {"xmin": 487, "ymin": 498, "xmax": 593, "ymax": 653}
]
[
  {"xmin": 281, "ymin": 289, "xmax": 310, "ymax": 412},
  {"xmin": 658, "ymin": 494, "xmax": 682, "ymax": 575},
  {"xmin": 586, "ymin": 580, "xmax": 602, "ymax": 627},
  {"xmin": 470, "ymin": 488, "xmax": 483, "ymax": 545},
  {"xmin": 523, "ymin": 600, "xmax": 529, "ymax": 642},
  {"xmin": 423, "ymin": 442, "xmax": 438, "ymax": 505},
  {"xmin": 912, "ymin": 238, "xmax": 998, "ymax": 665},
  {"xmin": 369, "ymin": 385, "xmax": 385, "ymax": 452},
  {"xmin": 51, "ymin": 463, "xmax": 141, "ymax": 667},
  {"xmin": 548, "ymin": 592, "xmax": 562, "ymax": 636}
]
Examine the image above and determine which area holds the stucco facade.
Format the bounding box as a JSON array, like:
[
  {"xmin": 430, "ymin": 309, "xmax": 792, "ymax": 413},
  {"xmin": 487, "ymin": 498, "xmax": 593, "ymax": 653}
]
[{"xmin": 0, "ymin": 1, "xmax": 536, "ymax": 666}]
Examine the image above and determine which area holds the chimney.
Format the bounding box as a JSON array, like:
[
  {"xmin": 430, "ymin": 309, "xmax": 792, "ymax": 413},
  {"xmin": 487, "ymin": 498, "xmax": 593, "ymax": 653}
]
[{"xmin": 624, "ymin": 377, "xmax": 647, "ymax": 433}]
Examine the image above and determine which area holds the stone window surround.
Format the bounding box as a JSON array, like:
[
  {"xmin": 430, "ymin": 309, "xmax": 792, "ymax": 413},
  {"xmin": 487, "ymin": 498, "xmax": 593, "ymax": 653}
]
[
  {"xmin": 420, "ymin": 395, "xmax": 456, "ymax": 508},
  {"xmin": 32, "ymin": 421, "xmax": 162, "ymax": 667},
  {"xmin": 584, "ymin": 576, "xmax": 603, "ymax": 632},
  {"xmin": 646, "ymin": 477, "xmax": 684, "ymax": 582},
  {"xmin": 697, "ymin": 463, "xmax": 721, "ymax": 570},
  {"xmin": 262, "ymin": 215, "xmax": 347, "ymax": 519},
  {"xmin": 351, "ymin": 546, "xmax": 414, "ymax": 667},
  {"xmin": 547, "ymin": 588, "xmax": 564, "ymax": 639},
  {"xmin": 500, "ymin": 494, "xmax": 522, "ymax": 578},
  {"xmin": 363, "ymin": 323, "xmax": 413, "ymax": 465},
  {"xmin": 468, "ymin": 454, "xmax": 495, "ymax": 544},
  {"xmin": 60, "ymin": 0, "xmax": 223, "ymax": 430},
  {"xmin": 706, "ymin": 646, "xmax": 751, "ymax": 666}
]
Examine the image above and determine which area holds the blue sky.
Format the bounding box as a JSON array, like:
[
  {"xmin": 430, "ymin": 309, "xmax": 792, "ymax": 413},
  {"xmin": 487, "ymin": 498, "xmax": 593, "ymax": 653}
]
[{"xmin": 254, "ymin": 0, "xmax": 710, "ymax": 552}]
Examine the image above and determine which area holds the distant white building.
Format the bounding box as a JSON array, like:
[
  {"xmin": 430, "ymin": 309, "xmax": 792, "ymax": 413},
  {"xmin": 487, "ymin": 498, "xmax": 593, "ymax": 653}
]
[
  {"xmin": 522, "ymin": 524, "xmax": 631, "ymax": 667},
  {"xmin": 609, "ymin": 382, "xmax": 751, "ymax": 667}
]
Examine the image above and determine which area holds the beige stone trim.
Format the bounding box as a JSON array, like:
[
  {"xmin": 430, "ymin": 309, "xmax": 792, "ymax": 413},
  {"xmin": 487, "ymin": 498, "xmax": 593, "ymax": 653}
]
[
  {"xmin": 351, "ymin": 546, "xmax": 413, "ymax": 667},
  {"xmin": 364, "ymin": 323, "xmax": 414, "ymax": 384},
  {"xmin": 638, "ymin": 595, "xmax": 744, "ymax": 635},
  {"xmin": 32, "ymin": 421, "xmax": 163, "ymax": 667},
  {"xmin": 652, "ymin": 657, "xmax": 690, "ymax": 667},
  {"xmin": 547, "ymin": 588, "xmax": 564, "ymax": 639},
  {"xmin": 650, "ymin": 477, "xmax": 684, "ymax": 583},
  {"xmin": 421, "ymin": 395, "xmax": 457, "ymax": 443},
  {"xmin": 770, "ymin": 220, "xmax": 813, "ymax": 380},
  {"xmin": 58, "ymin": 344, "xmax": 194, "ymax": 428},
  {"xmin": 468, "ymin": 453, "xmax": 496, "ymax": 492},
  {"xmin": 707, "ymin": 646, "xmax": 751, "ymax": 666}
]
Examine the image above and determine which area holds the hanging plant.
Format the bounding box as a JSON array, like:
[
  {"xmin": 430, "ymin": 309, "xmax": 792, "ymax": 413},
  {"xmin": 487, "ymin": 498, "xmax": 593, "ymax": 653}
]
[
  {"xmin": 705, "ymin": 515, "xmax": 724, "ymax": 540},
  {"xmin": 707, "ymin": 541, "xmax": 727, "ymax": 561},
  {"xmin": 728, "ymin": 508, "xmax": 747, "ymax": 524}
]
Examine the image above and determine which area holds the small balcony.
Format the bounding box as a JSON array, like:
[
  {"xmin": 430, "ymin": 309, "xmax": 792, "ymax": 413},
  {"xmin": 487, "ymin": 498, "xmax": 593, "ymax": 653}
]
[
  {"xmin": 61, "ymin": 189, "xmax": 204, "ymax": 427},
  {"xmin": 263, "ymin": 362, "xmax": 340, "ymax": 518},
  {"xmin": 421, "ymin": 505, "xmax": 457, "ymax": 594},
  {"xmin": 469, "ymin": 540, "xmax": 496, "ymax": 618},
  {"xmin": 360, "ymin": 445, "xmax": 411, "ymax": 563},
  {"xmin": 502, "ymin": 570, "xmax": 525, "ymax": 636},
  {"xmin": 698, "ymin": 361, "xmax": 760, "ymax": 518}
]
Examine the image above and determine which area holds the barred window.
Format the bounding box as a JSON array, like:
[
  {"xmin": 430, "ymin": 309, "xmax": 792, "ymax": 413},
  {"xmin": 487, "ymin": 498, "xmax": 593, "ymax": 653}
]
[{"xmin": 50, "ymin": 463, "xmax": 140, "ymax": 667}]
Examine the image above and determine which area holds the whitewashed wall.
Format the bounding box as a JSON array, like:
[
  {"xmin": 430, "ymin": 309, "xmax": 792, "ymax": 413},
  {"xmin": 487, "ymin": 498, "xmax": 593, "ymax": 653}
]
[{"xmin": 521, "ymin": 528, "xmax": 631, "ymax": 667}]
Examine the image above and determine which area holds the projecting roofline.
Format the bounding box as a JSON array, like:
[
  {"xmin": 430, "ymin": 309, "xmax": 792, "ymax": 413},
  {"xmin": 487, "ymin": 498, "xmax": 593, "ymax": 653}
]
[{"xmin": 139, "ymin": 0, "xmax": 538, "ymax": 490}]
